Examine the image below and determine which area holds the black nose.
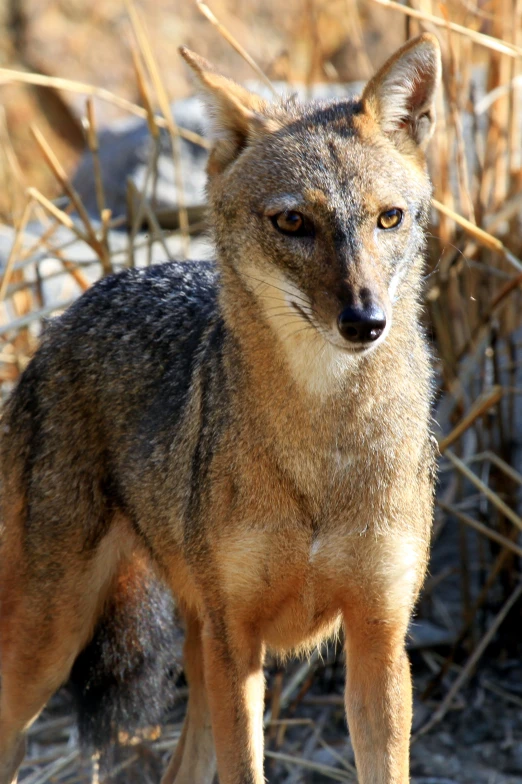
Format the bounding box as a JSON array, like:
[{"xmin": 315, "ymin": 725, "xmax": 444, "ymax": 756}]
[{"xmin": 337, "ymin": 304, "xmax": 387, "ymax": 344}]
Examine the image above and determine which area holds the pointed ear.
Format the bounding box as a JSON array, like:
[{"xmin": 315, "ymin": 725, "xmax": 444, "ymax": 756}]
[
  {"xmin": 362, "ymin": 33, "xmax": 441, "ymax": 152},
  {"xmin": 179, "ymin": 47, "xmax": 279, "ymax": 174}
]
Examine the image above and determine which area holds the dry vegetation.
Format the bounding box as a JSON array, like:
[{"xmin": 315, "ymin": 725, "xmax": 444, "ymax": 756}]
[{"xmin": 1, "ymin": 0, "xmax": 522, "ymax": 781}]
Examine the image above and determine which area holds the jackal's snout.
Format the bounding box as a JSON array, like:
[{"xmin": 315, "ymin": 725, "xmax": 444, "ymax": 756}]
[{"xmin": 337, "ymin": 302, "xmax": 386, "ymax": 345}]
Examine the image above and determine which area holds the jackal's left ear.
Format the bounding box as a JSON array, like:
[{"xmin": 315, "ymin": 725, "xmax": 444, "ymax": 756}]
[
  {"xmin": 362, "ymin": 33, "xmax": 441, "ymax": 152},
  {"xmin": 179, "ymin": 47, "xmax": 279, "ymax": 174}
]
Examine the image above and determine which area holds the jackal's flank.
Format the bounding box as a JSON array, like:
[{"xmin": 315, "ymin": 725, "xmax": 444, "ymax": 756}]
[{"xmin": 0, "ymin": 34, "xmax": 441, "ymax": 784}]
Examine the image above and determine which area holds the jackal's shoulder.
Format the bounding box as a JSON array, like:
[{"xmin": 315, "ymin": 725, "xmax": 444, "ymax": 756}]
[
  {"xmin": 57, "ymin": 259, "xmax": 219, "ymax": 344},
  {"xmin": 31, "ymin": 259, "xmax": 220, "ymax": 373}
]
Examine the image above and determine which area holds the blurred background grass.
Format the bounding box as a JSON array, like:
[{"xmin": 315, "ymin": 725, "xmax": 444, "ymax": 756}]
[{"xmin": 1, "ymin": 1, "xmax": 522, "ymax": 782}]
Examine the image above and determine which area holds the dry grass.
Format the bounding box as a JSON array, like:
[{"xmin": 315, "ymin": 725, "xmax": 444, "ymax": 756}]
[{"xmin": 1, "ymin": 0, "xmax": 522, "ymax": 781}]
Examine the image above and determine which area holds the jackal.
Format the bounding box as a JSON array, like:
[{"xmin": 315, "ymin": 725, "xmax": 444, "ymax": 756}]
[{"xmin": 0, "ymin": 33, "xmax": 441, "ymax": 784}]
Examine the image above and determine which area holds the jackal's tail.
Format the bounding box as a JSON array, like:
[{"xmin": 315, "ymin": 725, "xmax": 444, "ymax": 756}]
[{"xmin": 68, "ymin": 557, "xmax": 182, "ymax": 752}]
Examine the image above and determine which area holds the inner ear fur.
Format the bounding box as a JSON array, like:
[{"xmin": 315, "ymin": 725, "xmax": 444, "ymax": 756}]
[
  {"xmin": 362, "ymin": 33, "xmax": 442, "ymax": 152},
  {"xmin": 179, "ymin": 47, "xmax": 280, "ymax": 174}
]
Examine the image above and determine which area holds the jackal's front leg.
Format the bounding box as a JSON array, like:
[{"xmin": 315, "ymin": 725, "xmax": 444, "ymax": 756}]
[
  {"xmin": 343, "ymin": 608, "xmax": 413, "ymax": 784},
  {"xmin": 201, "ymin": 617, "xmax": 265, "ymax": 784}
]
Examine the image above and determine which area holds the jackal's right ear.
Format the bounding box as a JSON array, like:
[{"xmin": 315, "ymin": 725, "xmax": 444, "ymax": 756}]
[
  {"xmin": 362, "ymin": 33, "xmax": 441, "ymax": 153},
  {"xmin": 179, "ymin": 47, "xmax": 279, "ymax": 174}
]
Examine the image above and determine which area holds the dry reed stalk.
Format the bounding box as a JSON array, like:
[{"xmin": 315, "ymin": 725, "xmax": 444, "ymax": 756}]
[
  {"xmin": 476, "ymin": 73, "xmax": 522, "ymax": 115},
  {"xmin": 438, "ymin": 502, "xmax": 522, "ymax": 559},
  {"xmin": 0, "ymin": 110, "xmax": 25, "ymax": 221},
  {"xmin": 84, "ymin": 99, "xmax": 108, "ymax": 225},
  {"xmin": 431, "ymin": 79, "xmax": 453, "ymax": 246},
  {"xmin": 40, "ymin": 246, "xmax": 91, "ymax": 293},
  {"xmin": 26, "ymin": 187, "xmax": 90, "ymax": 244},
  {"xmin": 445, "ymin": 449, "xmax": 522, "ymax": 533},
  {"xmin": 344, "ymin": 0, "xmax": 373, "ymax": 79},
  {"xmin": 127, "ymin": 40, "xmax": 164, "ymax": 263},
  {"xmin": 5, "ymin": 261, "xmax": 89, "ymax": 298},
  {"xmin": 17, "ymin": 217, "xmax": 66, "ymax": 266},
  {"xmin": 0, "ymin": 109, "xmax": 50, "ymax": 230},
  {"xmin": 21, "ymin": 750, "xmax": 80, "ymax": 784},
  {"xmin": 490, "ymin": 0, "xmax": 510, "ymax": 211},
  {"xmin": 459, "ymin": 268, "xmax": 522, "ymax": 358},
  {"xmin": 417, "ymin": 580, "xmax": 522, "ymax": 736},
  {"xmin": 370, "ymin": 0, "xmax": 522, "ymax": 56},
  {"xmin": 30, "ymin": 126, "xmax": 111, "ymax": 274},
  {"xmin": 129, "ymin": 39, "xmax": 161, "ymax": 142},
  {"xmin": 267, "ymin": 671, "xmax": 284, "ymax": 745},
  {"xmin": 317, "ymin": 737, "xmax": 357, "ymax": 775},
  {"xmin": 0, "ymin": 70, "xmax": 209, "ymax": 150},
  {"xmin": 426, "ymin": 285, "xmax": 458, "ymax": 383},
  {"xmin": 195, "ymin": 0, "xmax": 279, "ymax": 96},
  {"xmin": 438, "ymin": 385, "xmax": 503, "ymax": 451},
  {"xmin": 125, "ymin": 0, "xmax": 190, "ymax": 258},
  {"xmin": 264, "ymin": 750, "xmax": 353, "ymax": 782},
  {"xmin": 442, "ymin": 19, "xmax": 475, "ymax": 222},
  {"xmin": 0, "ymin": 298, "xmax": 78, "ymax": 338},
  {"xmin": 125, "ymin": 146, "xmax": 161, "ymax": 266},
  {"xmin": 432, "ymin": 198, "xmax": 522, "ymax": 271},
  {"xmin": 477, "ymin": 450, "xmax": 522, "ymax": 485},
  {"xmin": 263, "ymin": 650, "xmax": 321, "ymax": 726},
  {"xmin": 507, "ymin": 0, "xmax": 522, "ymax": 176},
  {"xmin": 0, "ymin": 199, "xmax": 33, "ymax": 303},
  {"xmin": 420, "ymin": 540, "xmax": 517, "ymax": 701},
  {"xmin": 140, "ymin": 186, "xmax": 172, "ymax": 261}
]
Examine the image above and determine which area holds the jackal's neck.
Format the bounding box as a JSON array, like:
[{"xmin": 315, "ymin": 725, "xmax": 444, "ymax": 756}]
[{"xmin": 215, "ymin": 261, "xmax": 431, "ymax": 507}]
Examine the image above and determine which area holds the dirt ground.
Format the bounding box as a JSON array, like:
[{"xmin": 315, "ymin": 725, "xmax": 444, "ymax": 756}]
[{"xmin": 21, "ymin": 648, "xmax": 522, "ymax": 783}]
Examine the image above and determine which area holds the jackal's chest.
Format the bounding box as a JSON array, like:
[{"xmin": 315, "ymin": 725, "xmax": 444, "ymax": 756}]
[
  {"xmin": 213, "ymin": 524, "xmax": 358, "ymax": 652},
  {"xmin": 210, "ymin": 506, "xmax": 426, "ymax": 653}
]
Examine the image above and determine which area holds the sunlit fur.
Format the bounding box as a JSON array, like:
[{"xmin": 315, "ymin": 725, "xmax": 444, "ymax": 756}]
[{"xmin": 0, "ymin": 35, "xmax": 441, "ymax": 784}]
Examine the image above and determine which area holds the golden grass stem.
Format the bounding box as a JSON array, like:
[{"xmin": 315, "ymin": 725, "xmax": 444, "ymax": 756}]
[
  {"xmin": 432, "ymin": 198, "xmax": 522, "ymax": 272},
  {"xmin": 84, "ymin": 99, "xmax": 108, "ymax": 228},
  {"xmin": 0, "ymin": 298, "xmax": 77, "ymax": 337},
  {"xmin": 125, "ymin": 0, "xmax": 190, "ymax": 258},
  {"xmin": 438, "ymin": 385, "xmax": 503, "ymax": 452},
  {"xmin": 30, "ymin": 125, "xmax": 112, "ymax": 274},
  {"xmin": 445, "ymin": 449, "xmax": 522, "ymax": 533},
  {"xmin": 26, "ymin": 188, "xmax": 89, "ymax": 244},
  {"xmin": 370, "ymin": 0, "xmax": 522, "ymax": 56},
  {"xmin": 417, "ymin": 579, "xmax": 522, "ymax": 736},
  {"xmin": 0, "ymin": 69, "xmax": 209, "ymax": 150},
  {"xmin": 0, "ymin": 199, "xmax": 33, "ymax": 302},
  {"xmin": 195, "ymin": 0, "xmax": 279, "ymax": 97},
  {"xmin": 438, "ymin": 502, "xmax": 522, "ymax": 558},
  {"xmin": 129, "ymin": 39, "xmax": 160, "ymax": 141},
  {"xmin": 264, "ymin": 750, "xmax": 353, "ymax": 782}
]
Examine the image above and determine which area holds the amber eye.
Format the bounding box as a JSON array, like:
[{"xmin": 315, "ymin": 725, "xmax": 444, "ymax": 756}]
[
  {"xmin": 377, "ymin": 208, "xmax": 403, "ymax": 230},
  {"xmin": 271, "ymin": 210, "xmax": 312, "ymax": 237}
]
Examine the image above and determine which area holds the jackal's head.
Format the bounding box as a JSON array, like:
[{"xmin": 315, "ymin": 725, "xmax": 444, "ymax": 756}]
[{"xmin": 181, "ymin": 36, "xmax": 441, "ymax": 364}]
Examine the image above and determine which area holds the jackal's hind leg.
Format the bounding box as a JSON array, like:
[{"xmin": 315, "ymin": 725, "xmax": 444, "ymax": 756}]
[
  {"xmin": 161, "ymin": 612, "xmax": 216, "ymax": 784},
  {"xmin": 0, "ymin": 594, "xmax": 87, "ymax": 784},
  {"xmin": 0, "ymin": 522, "xmax": 123, "ymax": 784},
  {"xmin": 0, "ymin": 731, "xmax": 25, "ymax": 784}
]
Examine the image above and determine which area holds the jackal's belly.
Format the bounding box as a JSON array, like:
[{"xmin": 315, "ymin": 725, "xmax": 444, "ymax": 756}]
[{"xmin": 259, "ymin": 588, "xmax": 342, "ymax": 654}]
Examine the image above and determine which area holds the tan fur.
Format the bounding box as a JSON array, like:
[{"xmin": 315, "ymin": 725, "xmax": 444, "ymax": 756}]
[{"xmin": 1, "ymin": 34, "xmax": 441, "ymax": 784}]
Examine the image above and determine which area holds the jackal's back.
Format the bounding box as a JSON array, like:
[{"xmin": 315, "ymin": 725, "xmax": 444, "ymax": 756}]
[{"xmin": 1, "ymin": 260, "xmax": 223, "ymax": 557}]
